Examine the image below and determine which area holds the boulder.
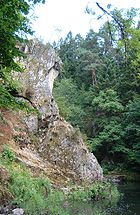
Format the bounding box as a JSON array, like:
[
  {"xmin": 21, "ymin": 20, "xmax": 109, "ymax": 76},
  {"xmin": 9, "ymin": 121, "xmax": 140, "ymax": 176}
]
[{"xmin": 12, "ymin": 208, "xmax": 24, "ymax": 215}]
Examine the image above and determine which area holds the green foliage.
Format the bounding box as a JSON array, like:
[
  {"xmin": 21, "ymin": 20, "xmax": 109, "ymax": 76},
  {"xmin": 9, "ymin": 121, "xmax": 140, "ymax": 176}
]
[
  {"xmin": 54, "ymin": 7, "xmax": 140, "ymax": 172},
  {"xmin": 68, "ymin": 187, "xmax": 91, "ymax": 202},
  {"xmin": 9, "ymin": 171, "xmax": 50, "ymax": 214},
  {"xmin": 0, "ymin": 153, "xmax": 66, "ymax": 215},
  {"xmin": 92, "ymin": 89, "xmax": 124, "ymax": 113},
  {"xmin": 0, "ymin": 150, "xmax": 120, "ymax": 215},
  {"xmin": 89, "ymin": 89, "xmax": 124, "ymax": 162},
  {"xmin": 0, "ymin": 0, "xmax": 45, "ymax": 109},
  {"xmin": 68, "ymin": 181, "xmax": 119, "ymax": 203},
  {"xmin": 0, "ymin": 0, "xmax": 45, "ymax": 70},
  {"xmin": 122, "ymin": 96, "xmax": 140, "ymax": 170},
  {"xmin": 53, "ymin": 78, "xmax": 87, "ymax": 130},
  {"xmin": 0, "ymin": 85, "xmax": 36, "ymax": 113},
  {"xmin": 2, "ymin": 145, "xmax": 15, "ymax": 163},
  {"xmin": 46, "ymin": 190, "xmax": 68, "ymax": 215}
]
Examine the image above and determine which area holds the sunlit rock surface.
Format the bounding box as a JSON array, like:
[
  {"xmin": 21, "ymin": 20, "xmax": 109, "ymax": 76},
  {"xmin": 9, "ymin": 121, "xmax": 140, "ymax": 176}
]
[{"xmin": 1, "ymin": 39, "xmax": 103, "ymax": 185}]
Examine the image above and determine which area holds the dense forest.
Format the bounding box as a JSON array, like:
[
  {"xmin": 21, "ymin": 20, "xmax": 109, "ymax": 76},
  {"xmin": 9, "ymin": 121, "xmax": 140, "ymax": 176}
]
[
  {"xmin": 0, "ymin": 1, "xmax": 140, "ymax": 214},
  {"xmin": 0, "ymin": 0, "xmax": 140, "ymax": 174},
  {"xmin": 53, "ymin": 6, "xmax": 140, "ymax": 173}
]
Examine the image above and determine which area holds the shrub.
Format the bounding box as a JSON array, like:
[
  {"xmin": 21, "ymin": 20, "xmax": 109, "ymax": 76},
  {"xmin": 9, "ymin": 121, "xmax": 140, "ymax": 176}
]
[{"xmin": 2, "ymin": 145, "xmax": 15, "ymax": 163}]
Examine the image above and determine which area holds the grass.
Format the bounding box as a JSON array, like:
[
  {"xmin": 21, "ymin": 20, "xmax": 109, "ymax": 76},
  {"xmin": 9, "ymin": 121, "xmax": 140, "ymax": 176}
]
[
  {"xmin": 67, "ymin": 180, "xmax": 119, "ymax": 202},
  {"xmin": 0, "ymin": 146, "xmax": 120, "ymax": 215},
  {"xmin": 0, "ymin": 147, "xmax": 67, "ymax": 214}
]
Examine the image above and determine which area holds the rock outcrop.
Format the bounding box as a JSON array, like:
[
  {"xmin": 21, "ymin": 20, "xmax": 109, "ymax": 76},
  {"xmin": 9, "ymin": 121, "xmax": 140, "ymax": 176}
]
[{"xmin": 1, "ymin": 39, "xmax": 103, "ymax": 186}]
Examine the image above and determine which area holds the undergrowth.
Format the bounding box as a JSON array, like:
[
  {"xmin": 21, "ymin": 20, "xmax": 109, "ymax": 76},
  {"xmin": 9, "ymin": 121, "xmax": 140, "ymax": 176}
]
[
  {"xmin": 68, "ymin": 180, "xmax": 119, "ymax": 202},
  {"xmin": 0, "ymin": 85, "xmax": 35, "ymax": 113},
  {"xmin": 0, "ymin": 147, "xmax": 68, "ymax": 214},
  {"xmin": 0, "ymin": 146, "xmax": 120, "ymax": 215}
]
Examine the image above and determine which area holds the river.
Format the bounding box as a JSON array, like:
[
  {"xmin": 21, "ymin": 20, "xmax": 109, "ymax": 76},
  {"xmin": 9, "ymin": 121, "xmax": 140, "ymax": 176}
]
[
  {"xmin": 64, "ymin": 182, "xmax": 140, "ymax": 215},
  {"xmin": 115, "ymin": 182, "xmax": 140, "ymax": 215}
]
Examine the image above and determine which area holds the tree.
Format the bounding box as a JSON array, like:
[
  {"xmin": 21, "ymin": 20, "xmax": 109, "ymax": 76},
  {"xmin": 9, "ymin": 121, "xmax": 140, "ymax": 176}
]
[
  {"xmin": 0, "ymin": 0, "xmax": 45, "ymax": 71},
  {"xmin": 122, "ymin": 95, "xmax": 140, "ymax": 171},
  {"xmin": 90, "ymin": 89, "xmax": 124, "ymax": 160},
  {"xmin": 0, "ymin": 0, "xmax": 45, "ymax": 108},
  {"xmin": 53, "ymin": 78, "xmax": 87, "ymax": 131},
  {"xmin": 57, "ymin": 32, "xmax": 83, "ymax": 80},
  {"xmin": 54, "ymin": 6, "xmax": 140, "ymax": 172}
]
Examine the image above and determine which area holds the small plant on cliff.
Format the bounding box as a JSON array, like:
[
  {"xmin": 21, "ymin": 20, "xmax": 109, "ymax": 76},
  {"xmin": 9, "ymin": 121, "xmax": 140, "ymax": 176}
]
[
  {"xmin": 68, "ymin": 181, "xmax": 119, "ymax": 202},
  {"xmin": 2, "ymin": 145, "xmax": 15, "ymax": 163}
]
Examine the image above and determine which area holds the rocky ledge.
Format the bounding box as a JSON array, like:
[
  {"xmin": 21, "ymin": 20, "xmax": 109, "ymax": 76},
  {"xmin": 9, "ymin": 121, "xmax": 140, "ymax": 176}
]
[{"xmin": 0, "ymin": 39, "xmax": 103, "ymax": 186}]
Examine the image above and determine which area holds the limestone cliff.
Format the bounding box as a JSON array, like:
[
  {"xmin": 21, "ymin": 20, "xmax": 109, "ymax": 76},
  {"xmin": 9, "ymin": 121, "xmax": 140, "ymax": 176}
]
[{"xmin": 0, "ymin": 39, "xmax": 103, "ymax": 186}]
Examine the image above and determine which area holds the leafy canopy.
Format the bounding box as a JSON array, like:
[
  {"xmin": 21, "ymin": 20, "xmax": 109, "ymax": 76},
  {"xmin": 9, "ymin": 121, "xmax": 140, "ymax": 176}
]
[
  {"xmin": 0, "ymin": 0, "xmax": 45, "ymax": 108},
  {"xmin": 54, "ymin": 6, "xmax": 140, "ymax": 172}
]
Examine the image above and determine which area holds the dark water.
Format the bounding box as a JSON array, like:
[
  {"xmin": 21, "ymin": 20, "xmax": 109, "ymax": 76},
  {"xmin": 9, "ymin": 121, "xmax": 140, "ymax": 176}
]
[
  {"xmin": 65, "ymin": 182, "xmax": 140, "ymax": 215},
  {"xmin": 115, "ymin": 182, "xmax": 140, "ymax": 215}
]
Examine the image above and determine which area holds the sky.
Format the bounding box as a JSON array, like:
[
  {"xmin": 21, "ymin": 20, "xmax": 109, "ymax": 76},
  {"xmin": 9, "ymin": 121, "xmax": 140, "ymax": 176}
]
[{"xmin": 31, "ymin": 0, "xmax": 140, "ymax": 44}]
